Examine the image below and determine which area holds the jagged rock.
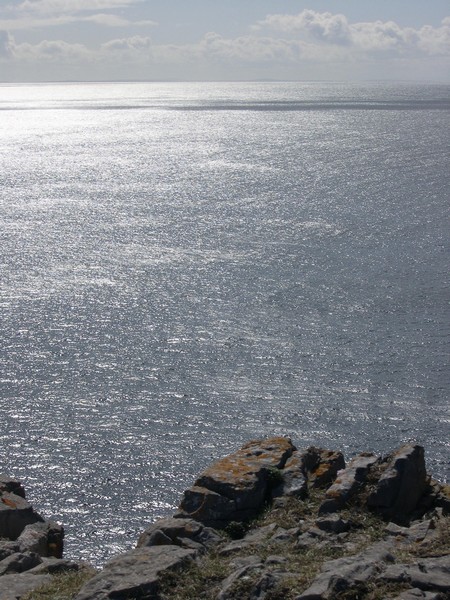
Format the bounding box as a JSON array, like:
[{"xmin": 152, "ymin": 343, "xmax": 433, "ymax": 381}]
[
  {"xmin": 319, "ymin": 452, "xmax": 379, "ymax": 513},
  {"xmin": 74, "ymin": 546, "xmax": 196, "ymax": 600},
  {"xmin": 384, "ymin": 519, "xmax": 434, "ymax": 544},
  {"xmin": 300, "ymin": 447, "xmax": 345, "ymax": 489},
  {"xmin": 136, "ymin": 517, "xmax": 221, "ymax": 553},
  {"xmin": 0, "ymin": 476, "xmax": 25, "ymax": 499},
  {"xmin": 295, "ymin": 540, "xmax": 395, "ymax": 599},
  {"xmin": 0, "ymin": 492, "xmax": 44, "ymax": 540},
  {"xmin": 0, "ymin": 551, "xmax": 42, "ymax": 576},
  {"xmin": 378, "ymin": 555, "xmax": 450, "ymax": 593},
  {"xmin": 176, "ymin": 437, "xmax": 295, "ymax": 527},
  {"xmin": 367, "ymin": 444, "xmax": 427, "ymax": 522},
  {"xmin": 17, "ymin": 520, "xmax": 64, "ymax": 558},
  {"xmin": 315, "ymin": 515, "xmax": 351, "ymax": 534},
  {"xmin": 271, "ymin": 451, "xmax": 308, "ymax": 499},
  {"xmin": 0, "ymin": 573, "xmax": 52, "ymax": 600}
]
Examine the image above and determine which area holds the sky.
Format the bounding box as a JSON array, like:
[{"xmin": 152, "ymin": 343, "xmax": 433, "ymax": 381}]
[{"xmin": 0, "ymin": 0, "xmax": 449, "ymax": 82}]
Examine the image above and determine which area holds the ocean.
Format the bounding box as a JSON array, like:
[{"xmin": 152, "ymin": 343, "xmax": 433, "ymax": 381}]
[{"xmin": 0, "ymin": 81, "xmax": 449, "ymax": 565}]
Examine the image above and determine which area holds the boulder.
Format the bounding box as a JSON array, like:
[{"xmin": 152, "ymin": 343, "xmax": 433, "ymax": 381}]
[
  {"xmin": 17, "ymin": 520, "xmax": 64, "ymax": 558},
  {"xmin": 176, "ymin": 437, "xmax": 295, "ymax": 527},
  {"xmin": 0, "ymin": 492, "xmax": 44, "ymax": 540},
  {"xmin": 0, "ymin": 476, "xmax": 25, "ymax": 499},
  {"xmin": 367, "ymin": 444, "xmax": 427, "ymax": 522},
  {"xmin": 271, "ymin": 451, "xmax": 308, "ymax": 499},
  {"xmin": 319, "ymin": 452, "xmax": 379, "ymax": 514},
  {"xmin": 136, "ymin": 517, "xmax": 221, "ymax": 553},
  {"xmin": 300, "ymin": 447, "xmax": 345, "ymax": 489},
  {"xmin": 74, "ymin": 546, "xmax": 196, "ymax": 600}
]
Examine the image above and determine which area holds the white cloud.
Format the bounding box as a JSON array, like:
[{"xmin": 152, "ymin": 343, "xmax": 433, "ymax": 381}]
[
  {"xmin": 254, "ymin": 10, "xmax": 352, "ymax": 45},
  {"xmin": 15, "ymin": 0, "xmax": 141, "ymax": 15},
  {"xmin": 0, "ymin": 30, "xmax": 14, "ymax": 58},
  {"xmin": 253, "ymin": 10, "xmax": 450, "ymax": 58}
]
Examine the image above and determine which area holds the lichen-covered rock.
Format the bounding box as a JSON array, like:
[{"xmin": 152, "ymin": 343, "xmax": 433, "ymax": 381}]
[
  {"xmin": 74, "ymin": 546, "xmax": 196, "ymax": 600},
  {"xmin": 300, "ymin": 447, "xmax": 345, "ymax": 489},
  {"xmin": 176, "ymin": 437, "xmax": 295, "ymax": 527},
  {"xmin": 378, "ymin": 555, "xmax": 450, "ymax": 593},
  {"xmin": 367, "ymin": 444, "xmax": 427, "ymax": 522}
]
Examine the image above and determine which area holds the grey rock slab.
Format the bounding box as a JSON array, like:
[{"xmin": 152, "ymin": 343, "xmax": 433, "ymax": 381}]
[
  {"xmin": 219, "ymin": 524, "xmax": 278, "ymax": 556},
  {"xmin": 28, "ymin": 557, "xmax": 93, "ymax": 575},
  {"xmin": 74, "ymin": 545, "xmax": 196, "ymax": 600},
  {"xmin": 137, "ymin": 517, "xmax": 221, "ymax": 553},
  {"xmin": 296, "ymin": 541, "xmax": 395, "ymax": 599},
  {"xmin": 0, "ymin": 551, "xmax": 42, "ymax": 575},
  {"xmin": 272, "ymin": 451, "xmax": 308, "ymax": 499},
  {"xmin": 367, "ymin": 444, "xmax": 427, "ymax": 521},
  {"xmin": 385, "ymin": 519, "xmax": 434, "ymax": 544},
  {"xmin": 319, "ymin": 453, "xmax": 379, "ymax": 514},
  {"xmin": 0, "ymin": 573, "xmax": 52, "ymax": 600},
  {"xmin": 0, "ymin": 492, "xmax": 44, "ymax": 540},
  {"xmin": 379, "ymin": 556, "xmax": 450, "ymax": 593},
  {"xmin": 315, "ymin": 515, "xmax": 351, "ymax": 534}
]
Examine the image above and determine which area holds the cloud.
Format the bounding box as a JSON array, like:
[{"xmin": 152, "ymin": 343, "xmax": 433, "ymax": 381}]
[
  {"xmin": 0, "ymin": 30, "xmax": 14, "ymax": 58},
  {"xmin": 253, "ymin": 10, "xmax": 450, "ymax": 57},
  {"xmin": 254, "ymin": 10, "xmax": 351, "ymax": 45},
  {"xmin": 15, "ymin": 0, "xmax": 141, "ymax": 15},
  {"xmin": 15, "ymin": 38, "xmax": 90, "ymax": 63}
]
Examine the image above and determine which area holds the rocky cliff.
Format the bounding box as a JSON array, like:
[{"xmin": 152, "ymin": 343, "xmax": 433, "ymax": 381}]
[{"xmin": 1, "ymin": 438, "xmax": 449, "ymax": 600}]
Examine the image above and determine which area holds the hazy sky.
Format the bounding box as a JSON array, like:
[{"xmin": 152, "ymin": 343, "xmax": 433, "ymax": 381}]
[{"xmin": 1, "ymin": 0, "xmax": 449, "ymax": 82}]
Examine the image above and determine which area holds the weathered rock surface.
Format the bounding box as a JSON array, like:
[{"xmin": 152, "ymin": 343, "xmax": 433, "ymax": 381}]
[
  {"xmin": 0, "ymin": 492, "xmax": 44, "ymax": 540},
  {"xmin": 136, "ymin": 517, "xmax": 222, "ymax": 553},
  {"xmin": 3, "ymin": 439, "xmax": 449, "ymax": 600},
  {"xmin": 300, "ymin": 447, "xmax": 346, "ymax": 489},
  {"xmin": 319, "ymin": 452, "xmax": 379, "ymax": 514},
  {"xmin": 367, "ymin": 444, "xmax": 427, "ymax": 522},
  {"xmin": 74, "ymin": 546, "xmax": 196, "ymax": 600},
  {"xmin": 176, "ymin": 437, "xmax": 295, "ymax": 527}
]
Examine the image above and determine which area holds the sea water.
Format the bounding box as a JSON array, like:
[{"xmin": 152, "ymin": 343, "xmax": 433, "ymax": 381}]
[{"xmin": 0, "ymin": 81, "xmax": 449, "ymax": 565}]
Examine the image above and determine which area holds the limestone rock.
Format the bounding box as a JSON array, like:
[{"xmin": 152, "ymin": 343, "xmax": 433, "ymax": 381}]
[
  {"xmin": 17, "ymin": 520, "xmax": 64, "ymax": 558},
  {"xmin": 74, "ymin": 546, "xmax": 196, "ymax": 600},
  {"xmin": 0, "ymin": 552, "xmax": 42, "ymax": 576},
  {"xmin": 271, "ymin": 451, "xmax": 308, "ymax": 499},
  {"xmin": 0, "ymin": 476, "xmax": 25, "ymax": 499},
  {"xmin": 0, "ymin": 572, "xmax": 52, "ymax": 600},
  {"xmin": 378, "ymin": 556, "xmax": 450, "ymax": 593},
  {"xmin": 367, "ymin": 444, "xmax": 427, "ymax": 522},
  {"xmin": 136, "ymin": 517, "xmax": 221, "ymax": 553},
  {"xmin": 295, "ymin": 540, "xmax": 395, "ymax": 599},
  {"xmin": 300, "ymin": 447, "xmax": 345, "ymax": 489},
  {"xmin": 177, "ymin": 437, "xmax": 295, "ymax": 527},
  {"xmin": 0, "ymin": 492, "xmax": 44, "ymax": 540},
  {"xmin": 319, "ymin": 452, "xmax": 379, "ymax": 513}
]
